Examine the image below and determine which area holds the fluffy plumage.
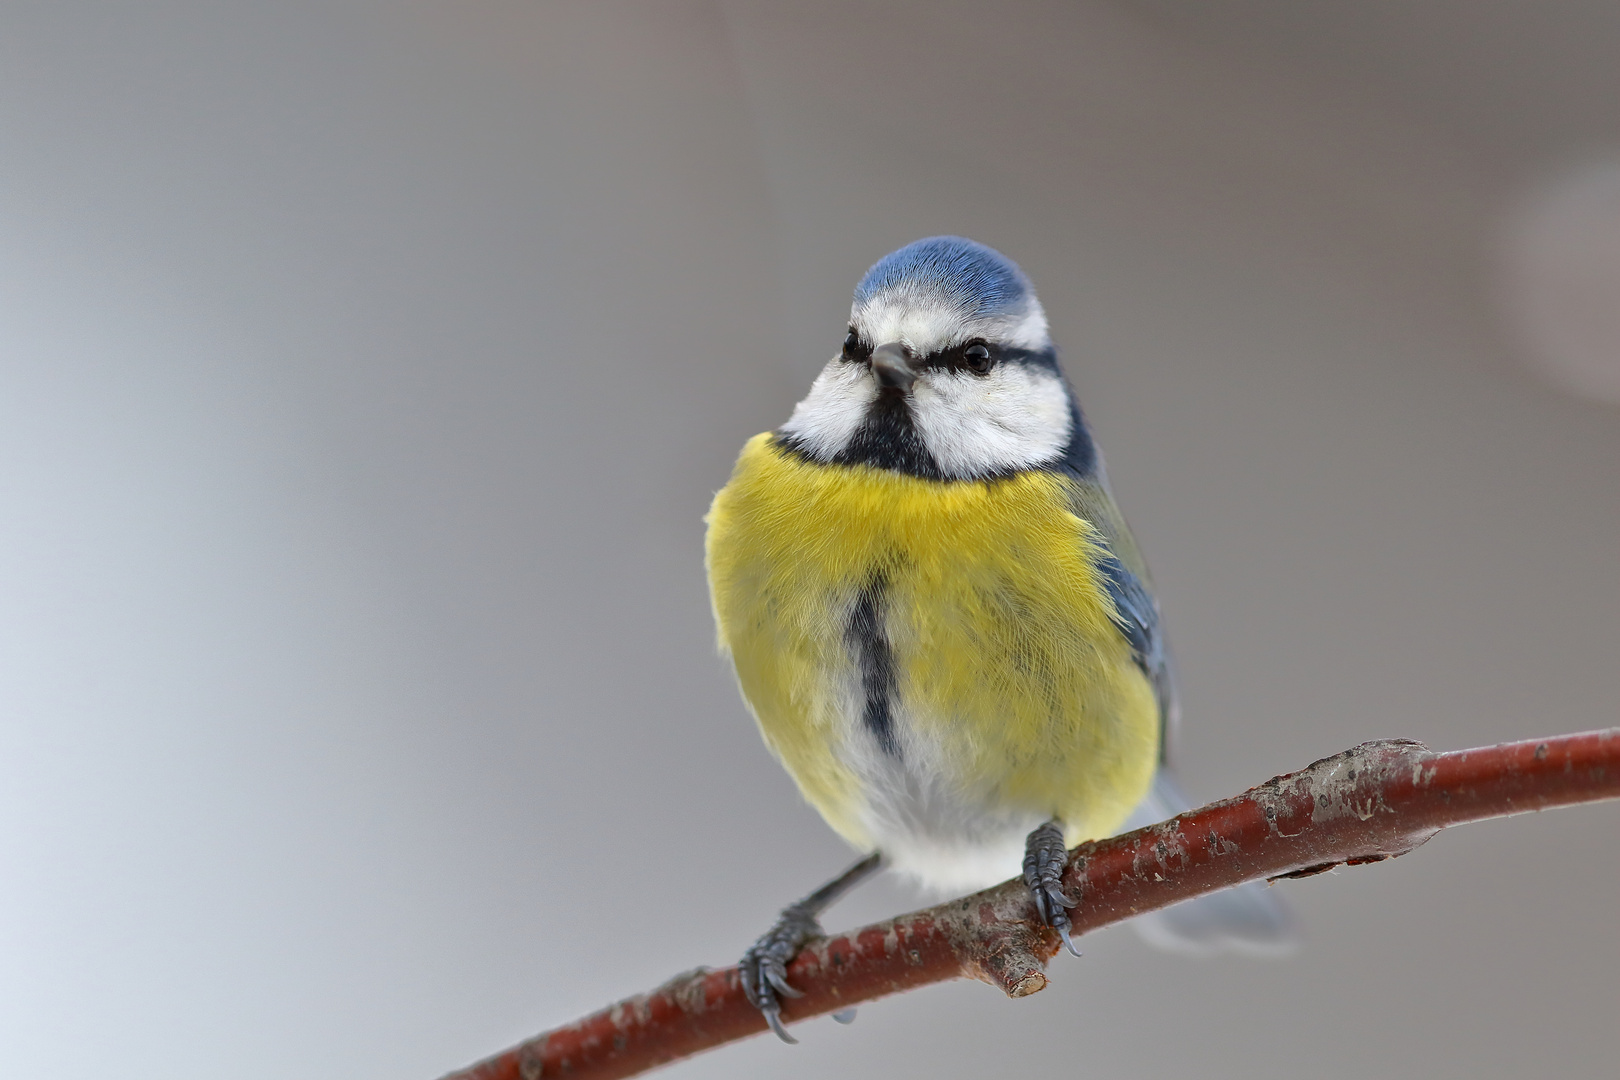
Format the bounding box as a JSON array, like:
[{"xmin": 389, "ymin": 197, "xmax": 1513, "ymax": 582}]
[
  {"xmin": 708, "ymin": 236, "xmax": 1291, "ymax": 951},
  {"xmin": 707, "ymin": 437, "xmax": 1159, "ymax": 889}
]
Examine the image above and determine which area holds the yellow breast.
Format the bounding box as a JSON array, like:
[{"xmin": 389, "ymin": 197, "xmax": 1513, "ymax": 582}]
[{"xmin": 705, "ymin": 433, "xmax": 1158, "ymax": 853}]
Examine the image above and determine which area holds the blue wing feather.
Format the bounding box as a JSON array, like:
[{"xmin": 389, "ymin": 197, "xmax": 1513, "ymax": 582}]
[{"xmin": 1094, "ymin": 549, "xmax": 1176, "ymax": 765}]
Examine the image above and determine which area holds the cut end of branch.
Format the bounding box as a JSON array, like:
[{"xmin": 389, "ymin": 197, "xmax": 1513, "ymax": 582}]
[
  {"xmin": 951, "ymin": 896, "xmax": 1060, "ymax": 998},
  {"xmin": 1006, "ymin": 971, "xmax": 1048, "ymax": 997},
  {"xmin": 962, "ymin": 939, "xmax": 1050, "ymax": 998}
]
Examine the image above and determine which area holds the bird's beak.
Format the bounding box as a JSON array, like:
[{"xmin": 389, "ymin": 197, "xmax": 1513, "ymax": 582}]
[{"xmin": 870, "ymin": 342, "xmax": 917, "ymax": 394}]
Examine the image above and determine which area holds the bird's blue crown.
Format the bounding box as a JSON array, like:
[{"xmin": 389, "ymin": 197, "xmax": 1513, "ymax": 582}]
[{"xmin": 853, "ymin": 236, "xmax": 1034, "ymax": 319}]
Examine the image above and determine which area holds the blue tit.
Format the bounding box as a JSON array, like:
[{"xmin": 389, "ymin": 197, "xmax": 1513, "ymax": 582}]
[{"xmin": 706, "ymin": 237, "xmax": 1293, "ymax": 1041}]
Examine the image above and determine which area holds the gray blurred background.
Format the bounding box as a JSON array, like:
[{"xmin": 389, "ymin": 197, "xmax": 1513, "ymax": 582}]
[{"xmin": 3, "ymin": 3, "xmax": 1618, "ymax": 1078}]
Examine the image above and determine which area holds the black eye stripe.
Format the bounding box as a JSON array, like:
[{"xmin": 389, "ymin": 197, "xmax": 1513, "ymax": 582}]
[
  {"xmin": 840, "ymin": 333, "xmax": 1016, "ymax": 372},
  {"xmin": 921, "ymin": 339, "xmax": 998, "ymax": 375}
]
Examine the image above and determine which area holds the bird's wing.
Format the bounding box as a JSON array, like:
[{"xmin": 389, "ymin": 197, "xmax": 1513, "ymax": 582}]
[
  {"xmin": 1069, "ymin": 474, "xmax": 1300, "ymax": 955},
  {"xmin": 1065, "ymin": 475, "xmax": 1178, "ymax": 764}
]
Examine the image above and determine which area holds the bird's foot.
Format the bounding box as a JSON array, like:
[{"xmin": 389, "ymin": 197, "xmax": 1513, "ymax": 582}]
[
  {"xmin": 739, "ymin": 903, "xmax": 821, "ymax": 1043},
  {"xmin": 1023, "ymin": 820, "xmax": 1082, "ymax": 958},
  {"xmin": 739, "ymin": 853, "xmax": 882, "ymax": 1044}
]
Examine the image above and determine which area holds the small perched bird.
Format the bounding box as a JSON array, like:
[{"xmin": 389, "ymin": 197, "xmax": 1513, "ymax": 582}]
[{"xmin": 706, "ymin": 237, "xmax": 1291, "ymax": 1041}]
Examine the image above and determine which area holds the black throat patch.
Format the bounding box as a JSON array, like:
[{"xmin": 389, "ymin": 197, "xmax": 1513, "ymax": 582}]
[
  {"xmin": 834, "ymin": 391, "xmax": 942, "ymax": 478},
  {"xmin": 775, "ymin": 390, "xmax": 945, "ymax": 480}
]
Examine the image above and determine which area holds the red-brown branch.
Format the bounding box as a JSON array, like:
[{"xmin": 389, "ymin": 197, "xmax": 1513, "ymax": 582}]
[{"xmin": 440, "ymin": 728, "xmax": 1619, "ymax": 1080}]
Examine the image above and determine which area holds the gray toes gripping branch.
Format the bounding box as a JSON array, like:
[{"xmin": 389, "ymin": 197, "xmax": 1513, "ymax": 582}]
[
  {"xmin": 1023, "ymin": 820, "xmax": 1082, "ymax": 958},
  {"xmin": 739, "ymin": 853, "xmax": 882, "ymax": 1043},
  {"xmin": 738, "ymin": 903, "xmax": 821, "ymax": 1043}
]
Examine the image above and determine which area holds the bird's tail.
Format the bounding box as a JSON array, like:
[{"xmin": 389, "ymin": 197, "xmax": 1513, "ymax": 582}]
[{"xmin": 1120, "ymin": 770, "xmax": 1299, "ymax": 957}]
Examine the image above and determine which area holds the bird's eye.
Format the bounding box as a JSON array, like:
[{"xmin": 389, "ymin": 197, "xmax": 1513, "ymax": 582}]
[
  {"xmin": 963, "ymin": 342, "xmax": 995, "ymax": 375},
  {"xmin": 842, "ymin": 329, "xmax": 862, "ymax": 360}
]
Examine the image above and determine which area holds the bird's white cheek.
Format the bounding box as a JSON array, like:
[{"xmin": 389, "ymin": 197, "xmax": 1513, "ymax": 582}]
[
  {"xmin": 778, "ymin": 360, "xmax": 875, "ymax": 459},
  {"xmin": 910, "ymin": 369, "xmax": 1072, "ymax": 478}
]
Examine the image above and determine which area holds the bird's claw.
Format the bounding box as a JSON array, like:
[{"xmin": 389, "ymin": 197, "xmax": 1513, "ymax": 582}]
[
  {"xmin": 1023, "ymin": 821, "xmax": 1082, "ymax": 958},
  {"xmin": 740, "ymin": 903, "xmax": 822, "ymax": 1044}
]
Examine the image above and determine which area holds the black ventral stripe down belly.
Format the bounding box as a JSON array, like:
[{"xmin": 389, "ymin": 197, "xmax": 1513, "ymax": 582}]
[{"xmin": 844, "ymin": 573, "xmax": 900, "ymax": 758}]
